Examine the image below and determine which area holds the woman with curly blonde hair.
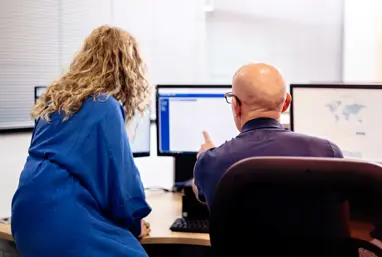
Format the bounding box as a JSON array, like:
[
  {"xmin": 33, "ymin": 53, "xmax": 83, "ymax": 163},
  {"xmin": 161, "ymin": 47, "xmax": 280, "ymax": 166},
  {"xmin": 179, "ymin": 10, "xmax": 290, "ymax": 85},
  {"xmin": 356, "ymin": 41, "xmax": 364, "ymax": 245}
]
[{"xmin": 11, "ymin": 25, "xmax": 152, "ymax": 257}]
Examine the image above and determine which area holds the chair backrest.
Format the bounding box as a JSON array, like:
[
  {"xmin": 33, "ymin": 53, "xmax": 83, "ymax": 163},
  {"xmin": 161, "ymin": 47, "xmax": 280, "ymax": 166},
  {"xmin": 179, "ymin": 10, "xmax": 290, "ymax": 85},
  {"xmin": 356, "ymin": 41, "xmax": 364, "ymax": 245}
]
[{"xmin": 209, "ymin": 157, "xmax": 382, "ymax": 257}]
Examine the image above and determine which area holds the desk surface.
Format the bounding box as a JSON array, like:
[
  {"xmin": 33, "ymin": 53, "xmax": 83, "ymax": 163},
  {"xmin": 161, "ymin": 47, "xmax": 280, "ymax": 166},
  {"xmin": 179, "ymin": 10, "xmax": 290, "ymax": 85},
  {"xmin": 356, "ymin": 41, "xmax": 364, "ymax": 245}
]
[
  {"xmin": 141, "ymin": 191, "xmax": 210, "ymax": 246},
  {"xmin": 0, "ymin": 191, "xmax": 375, "ymax": 246}
]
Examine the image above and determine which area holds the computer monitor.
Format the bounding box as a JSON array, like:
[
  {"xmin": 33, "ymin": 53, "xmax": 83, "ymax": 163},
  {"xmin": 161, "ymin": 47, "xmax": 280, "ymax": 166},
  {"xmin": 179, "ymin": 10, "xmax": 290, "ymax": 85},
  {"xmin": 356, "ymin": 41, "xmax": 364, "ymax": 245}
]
[
  {"xmin": 290, "ymin": 83, "xmax": 382, "ymax": 162},
  {"xmin": 127, "ymin": 111, "xmax": 151, "ymax": 157},
  {"xmin": 35, "ymin": 86, "xmax": 47, "ymax": 103},
  {"xmin": 156, "ymin": 85, "xmax": 239, "ymax": 156},
  {"xmin": 33, "ymin": 86, "xmax": 150, "ymax": 157}
]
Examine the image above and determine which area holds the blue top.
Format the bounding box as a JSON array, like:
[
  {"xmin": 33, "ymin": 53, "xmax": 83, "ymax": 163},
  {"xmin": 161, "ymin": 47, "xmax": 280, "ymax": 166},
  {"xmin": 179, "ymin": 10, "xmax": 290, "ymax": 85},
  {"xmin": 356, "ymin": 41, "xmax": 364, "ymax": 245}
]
[
  {"xmin": 11, "ymin": 95, "xmax": 151, "ymax": 257},
  {"xmin": 194, "ymin": 118, "xmax": 343, "ymax": 207}
]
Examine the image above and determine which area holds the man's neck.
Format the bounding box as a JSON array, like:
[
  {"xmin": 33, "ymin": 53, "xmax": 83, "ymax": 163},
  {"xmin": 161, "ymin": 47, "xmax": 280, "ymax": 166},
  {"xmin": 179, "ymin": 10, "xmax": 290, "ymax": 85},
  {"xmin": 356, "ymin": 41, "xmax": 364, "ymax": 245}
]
[{"xmin": 241, "ymin": 111, "xmax": 281, "ymax": 127}]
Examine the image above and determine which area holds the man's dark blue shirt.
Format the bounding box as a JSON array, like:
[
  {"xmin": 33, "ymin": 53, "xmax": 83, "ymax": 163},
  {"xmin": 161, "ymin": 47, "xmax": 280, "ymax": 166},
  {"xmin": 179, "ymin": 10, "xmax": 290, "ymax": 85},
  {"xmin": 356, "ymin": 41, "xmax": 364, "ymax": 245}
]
[{"xmin": 194, "ymin": 118, "xmax": 343, "ymax": 207}]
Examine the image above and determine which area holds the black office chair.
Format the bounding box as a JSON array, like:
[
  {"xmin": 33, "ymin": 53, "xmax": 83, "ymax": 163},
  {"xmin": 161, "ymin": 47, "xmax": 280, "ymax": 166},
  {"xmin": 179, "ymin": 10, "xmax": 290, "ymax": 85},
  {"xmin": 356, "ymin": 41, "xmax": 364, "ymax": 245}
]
[{"xmin": 209, "ymin": 157, "xmax": 382, "ymax": 257}]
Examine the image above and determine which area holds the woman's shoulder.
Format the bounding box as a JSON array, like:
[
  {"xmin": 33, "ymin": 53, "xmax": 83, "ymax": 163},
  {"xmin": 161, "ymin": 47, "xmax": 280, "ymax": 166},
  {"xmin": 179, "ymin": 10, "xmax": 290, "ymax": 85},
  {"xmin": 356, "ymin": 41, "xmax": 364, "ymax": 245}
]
[
  {"xmin": 83, "ymin": 94, "xmax": 124, "ymax": 117},
  {"xmin": 86, "ymin": 94, "xmax": 120, "ymax": 107},
  {"xmin": 73, "ymin": 94, "xmax": 125, "ymax": 126}
]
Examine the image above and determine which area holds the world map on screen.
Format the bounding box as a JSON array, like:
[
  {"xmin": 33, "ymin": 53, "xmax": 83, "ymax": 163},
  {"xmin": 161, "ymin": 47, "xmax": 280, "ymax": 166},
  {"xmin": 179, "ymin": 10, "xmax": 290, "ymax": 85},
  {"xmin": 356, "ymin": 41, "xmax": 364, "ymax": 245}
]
[{"xmin": 325, "ymin": 100, "xmax": 365, "ymax": 123}]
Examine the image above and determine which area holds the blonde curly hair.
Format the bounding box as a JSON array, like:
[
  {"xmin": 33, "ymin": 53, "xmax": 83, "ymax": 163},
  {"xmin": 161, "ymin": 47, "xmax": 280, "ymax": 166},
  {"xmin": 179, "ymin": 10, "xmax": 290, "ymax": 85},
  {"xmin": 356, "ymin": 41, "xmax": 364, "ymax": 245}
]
[{"xmin": 32, "ymin": 25, "xmax": 151, "ymax": 122}]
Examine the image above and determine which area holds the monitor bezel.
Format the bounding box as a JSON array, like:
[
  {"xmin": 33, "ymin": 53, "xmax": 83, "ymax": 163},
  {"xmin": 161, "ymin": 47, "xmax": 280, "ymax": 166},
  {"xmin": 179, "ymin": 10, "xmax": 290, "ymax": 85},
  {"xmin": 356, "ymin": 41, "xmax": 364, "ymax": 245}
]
[
  {"xmin": 156, "ymin": 84, "xmax": 232, "ymax": 156},
  {"xmin": 289, "ymin": 83, "xmax": 382, "ymax": 131},
  {"xmin": 133, "ymin": 152, "xmax": 150, "ymax": 158}
]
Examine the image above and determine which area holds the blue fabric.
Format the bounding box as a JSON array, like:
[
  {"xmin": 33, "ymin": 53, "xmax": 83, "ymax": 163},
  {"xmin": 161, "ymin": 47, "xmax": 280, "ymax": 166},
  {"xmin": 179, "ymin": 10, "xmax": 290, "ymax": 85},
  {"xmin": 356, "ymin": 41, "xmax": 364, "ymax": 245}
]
[
  {"xmin": 11, "ymin": 95, "xmax": 151, "ymax": 257},
  {"xmin": 194, "ymin": 118, "xmax": 344, "ymax": 207}
]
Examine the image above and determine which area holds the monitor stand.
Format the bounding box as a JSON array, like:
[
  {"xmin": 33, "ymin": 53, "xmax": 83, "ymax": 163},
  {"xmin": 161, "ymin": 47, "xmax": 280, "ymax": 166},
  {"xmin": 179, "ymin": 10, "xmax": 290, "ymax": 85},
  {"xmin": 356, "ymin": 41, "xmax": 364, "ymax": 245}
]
[{"xmin": 173, "ymin": 154, "xmax": 197, "ymax": 191}]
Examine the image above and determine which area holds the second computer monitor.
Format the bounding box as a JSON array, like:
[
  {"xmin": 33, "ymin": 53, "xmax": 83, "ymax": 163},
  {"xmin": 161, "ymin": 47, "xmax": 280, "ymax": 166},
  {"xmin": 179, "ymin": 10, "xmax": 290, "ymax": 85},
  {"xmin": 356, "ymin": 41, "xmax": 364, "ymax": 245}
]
[
  {"xmin": 290, "ymin": 83, "xmax": 382, "ymax": 162},
  {"xmin": 127, "ymin": 111, "xmax": 151, "ymax": 157},
  {"xmin": 35, "ymin": 86, "xmax": 47, "ymax": 103},
  {"xmin": 156, "ymin": 85, "xmax": 239, "ymax": 155}
]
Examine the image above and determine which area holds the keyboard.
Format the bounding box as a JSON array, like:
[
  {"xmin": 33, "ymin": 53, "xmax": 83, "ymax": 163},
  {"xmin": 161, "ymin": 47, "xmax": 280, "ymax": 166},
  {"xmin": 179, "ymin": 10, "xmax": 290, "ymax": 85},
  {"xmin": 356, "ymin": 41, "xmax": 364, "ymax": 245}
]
[{"xmin": 170, "ymin": 218, "xmax": 209, "ymax": 233}]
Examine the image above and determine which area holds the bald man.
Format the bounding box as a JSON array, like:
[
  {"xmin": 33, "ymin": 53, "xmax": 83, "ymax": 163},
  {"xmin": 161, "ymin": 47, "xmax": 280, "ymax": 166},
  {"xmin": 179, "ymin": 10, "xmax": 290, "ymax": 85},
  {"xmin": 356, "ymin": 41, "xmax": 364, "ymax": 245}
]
[{"xmin": 193, "ymin": 63, "xmax": 343, "ymax": 206}]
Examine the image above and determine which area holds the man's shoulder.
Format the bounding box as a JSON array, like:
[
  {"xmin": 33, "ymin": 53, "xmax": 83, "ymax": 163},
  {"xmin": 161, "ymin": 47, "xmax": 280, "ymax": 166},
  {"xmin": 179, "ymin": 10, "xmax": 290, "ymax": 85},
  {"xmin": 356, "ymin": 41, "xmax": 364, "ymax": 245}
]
[
  {"xmin": 284, "ymin": 130, "xmax": 333, "ymax": 144},
  {"xmin": 281, "ymin": 131, "xmax": 343, "ymax": 158},
  {"xmin": 281, "ymin": 130, "xmax": 325, "ymax": 142}
]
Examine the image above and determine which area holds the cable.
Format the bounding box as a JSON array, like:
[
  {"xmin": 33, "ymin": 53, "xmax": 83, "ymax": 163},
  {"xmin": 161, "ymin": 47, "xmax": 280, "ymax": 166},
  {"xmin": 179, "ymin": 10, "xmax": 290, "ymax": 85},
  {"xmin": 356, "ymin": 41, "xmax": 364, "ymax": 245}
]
[
  {"xmin": 144, "ymin": 181, "xmax": 193, "ymax": 193},
  {"xmin": 144, "ymin": 187, "xmax": 174, "ymax": 193}
]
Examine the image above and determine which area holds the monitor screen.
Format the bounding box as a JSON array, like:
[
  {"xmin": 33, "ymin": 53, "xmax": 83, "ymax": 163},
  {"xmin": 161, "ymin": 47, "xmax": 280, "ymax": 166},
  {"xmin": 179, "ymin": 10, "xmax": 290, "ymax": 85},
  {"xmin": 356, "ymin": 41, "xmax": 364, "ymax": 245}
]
[
  {"xmin": 34, "ymin": 86, "xmax": 150, "ymax": 157},
  {"xmin": 156, "ymin": 85, "xmax": 239, "ymax": 155},
  {"xmin": 35, "ymin": 86, "xmax": 47, "ymax": 102},
  {"xmin": 290, "ymin": 84, "xmax": 382, "ymax": 162},
  {"xmin": 127, "ymin": 111, "xmax": 151, "ymax": 157}
]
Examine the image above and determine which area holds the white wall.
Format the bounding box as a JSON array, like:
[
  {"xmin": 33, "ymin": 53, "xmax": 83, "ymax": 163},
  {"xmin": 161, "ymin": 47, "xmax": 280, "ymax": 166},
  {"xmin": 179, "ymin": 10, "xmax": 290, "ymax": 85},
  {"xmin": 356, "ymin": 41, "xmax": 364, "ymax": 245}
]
[
  {"xmin": 113, "ymin": 0, "xmax": 206, "ymax": 84},
  {"xmin": 204, "ymin": 0, "xmax": 343, "ymax": 84},
  {"xmin": 120, "ymin": 0, "xmax": 343, "ymax": 85},
  {"xmin": 342, "ymin": 0, "xmax": 381, "ymax": 82},
  {"xmin": 114, "ymin": 0, "xmax": 207, "ymax": 119}
]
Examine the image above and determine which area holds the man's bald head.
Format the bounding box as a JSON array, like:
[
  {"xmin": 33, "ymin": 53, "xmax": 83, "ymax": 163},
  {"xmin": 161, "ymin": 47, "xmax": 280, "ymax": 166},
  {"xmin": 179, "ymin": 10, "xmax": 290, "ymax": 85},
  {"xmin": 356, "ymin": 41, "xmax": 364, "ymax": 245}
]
[
  {"xmin": 229, "ymin": 63, "xmax": 291, "ymax": 131},
  {"xmin": 232, "ymin": 63, "xmax": 287, "ymax": 112}
]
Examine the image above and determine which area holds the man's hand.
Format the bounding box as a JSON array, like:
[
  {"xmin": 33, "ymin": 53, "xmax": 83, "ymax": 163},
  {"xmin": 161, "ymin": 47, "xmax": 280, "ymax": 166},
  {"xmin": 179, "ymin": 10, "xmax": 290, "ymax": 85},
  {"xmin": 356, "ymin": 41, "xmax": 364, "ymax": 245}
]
[
  {"xmin": 197, "ymin": 131, "xmax": 215, "ymax": 158},
  {"xmin": 192, "ymin": 178, "xmax": 206, "ymax": 205},
  {"xmin": 138, "ymin": 219, "xmax": 151, "ymax": 239}
]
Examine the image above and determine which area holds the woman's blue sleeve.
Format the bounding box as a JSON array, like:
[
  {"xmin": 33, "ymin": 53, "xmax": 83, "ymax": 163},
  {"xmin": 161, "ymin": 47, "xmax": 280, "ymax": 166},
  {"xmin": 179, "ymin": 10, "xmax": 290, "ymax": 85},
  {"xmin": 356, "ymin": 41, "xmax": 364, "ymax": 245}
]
[{"xmin": 99, "ymin": 105, "xmax": 151, "ymax": 237}]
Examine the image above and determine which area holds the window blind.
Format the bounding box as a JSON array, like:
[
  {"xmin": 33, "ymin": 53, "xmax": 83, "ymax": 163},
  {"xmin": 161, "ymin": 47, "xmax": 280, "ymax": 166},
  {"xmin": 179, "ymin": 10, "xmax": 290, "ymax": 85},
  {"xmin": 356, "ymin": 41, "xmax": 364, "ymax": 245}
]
[
  {"xmin": 0, "ymin": 0, "xmax": 60, "ymax": 129},
  {"xmin": 0, "ymin": 0, "xmax": 112, "ymax": 130},
  {"xmin": 60, "ymin": 0, "xmax": 113, "ymax": 70}
]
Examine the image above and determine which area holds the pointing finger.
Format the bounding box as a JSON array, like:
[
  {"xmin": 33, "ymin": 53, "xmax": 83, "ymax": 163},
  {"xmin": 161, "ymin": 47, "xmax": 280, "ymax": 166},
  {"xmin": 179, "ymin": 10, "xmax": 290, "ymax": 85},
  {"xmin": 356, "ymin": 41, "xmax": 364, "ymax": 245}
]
[{"xmin": 202, "ymin": 130, "xmax": 212, "ymax": 143}]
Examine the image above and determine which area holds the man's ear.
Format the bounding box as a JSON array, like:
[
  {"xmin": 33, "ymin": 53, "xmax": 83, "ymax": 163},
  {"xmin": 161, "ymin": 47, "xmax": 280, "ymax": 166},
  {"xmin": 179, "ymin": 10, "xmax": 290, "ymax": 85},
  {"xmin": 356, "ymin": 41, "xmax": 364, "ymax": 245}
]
[
  {"xmin": 281, "ymin": 93, "xmax": 292, "ymax": 113},
  {"xmin": 233, "ymin": 97, "xmax": 241, "ymax": 117}
]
